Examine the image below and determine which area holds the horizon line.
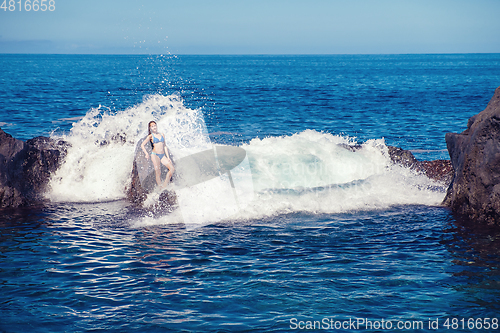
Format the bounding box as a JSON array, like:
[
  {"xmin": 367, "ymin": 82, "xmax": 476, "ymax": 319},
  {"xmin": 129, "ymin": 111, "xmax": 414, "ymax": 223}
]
[{"xmin": 1, "ymin": 52, "xmax": 499, "ymax": 56}]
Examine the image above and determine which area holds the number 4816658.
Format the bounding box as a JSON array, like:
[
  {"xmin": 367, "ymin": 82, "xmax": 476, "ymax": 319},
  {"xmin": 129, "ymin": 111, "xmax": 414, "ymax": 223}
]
[{"xmin": 1, "ymin": 0, "xmax": 56, "ymax": 11}]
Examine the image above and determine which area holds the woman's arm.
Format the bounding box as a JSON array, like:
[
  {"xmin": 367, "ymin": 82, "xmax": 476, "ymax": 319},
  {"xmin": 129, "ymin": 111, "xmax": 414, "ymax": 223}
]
[{"xmin": 141, "ymin": 135, "xmax": 152, "ymax": 159}]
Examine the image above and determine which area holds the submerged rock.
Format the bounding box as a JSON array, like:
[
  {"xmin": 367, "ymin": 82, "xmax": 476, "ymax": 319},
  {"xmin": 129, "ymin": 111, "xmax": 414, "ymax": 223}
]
[
  {"xmin": 443, "ymin": 86, "xmax": 500, "ymax": 225},
  {"xmin": 387, "ymin": 146, "xmax": 453, "ymax": 184},
  {"xmin": 418, "ymin": 160, "xmax": 453, "ymax": 184},
  {"xmin": 0, "ymin": 128, "xmax": 69, "ymax": 208},
  {"xmin": 338, "ymin": 144, "xmax": 453, "ymax": 184},
  {"xmin": 387, "ymin": 146, "xmax": 420, "ymax": 169}
]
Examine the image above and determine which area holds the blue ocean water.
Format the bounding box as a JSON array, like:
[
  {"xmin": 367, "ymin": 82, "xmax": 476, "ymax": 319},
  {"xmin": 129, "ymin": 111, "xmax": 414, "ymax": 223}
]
[{"xmin": 1, "ymin": 54, "xmax": 500, "ymax": 332}]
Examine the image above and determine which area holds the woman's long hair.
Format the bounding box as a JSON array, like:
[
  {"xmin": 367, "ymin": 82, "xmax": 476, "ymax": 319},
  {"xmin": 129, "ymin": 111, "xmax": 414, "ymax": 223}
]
[
  {"xmin": 148, "ymin": 121, "xmax": 156, "ymax": 136},
  {"xmin": 148, "ymin": 121, "xmax": 156, "ymax": 149}
]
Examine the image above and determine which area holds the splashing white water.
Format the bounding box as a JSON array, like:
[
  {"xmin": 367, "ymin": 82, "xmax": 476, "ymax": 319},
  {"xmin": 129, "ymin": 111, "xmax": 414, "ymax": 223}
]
[
  {"xmin": 233, "ymin": 130, "xmax": 445, "ymax": 219},
  {"xmin": 46, "ymin": 94, "xmax": 447, "ymax": 227},
  {"xmin": 47, "ymin": 94, "xmax": 207, "ymax": 203}
]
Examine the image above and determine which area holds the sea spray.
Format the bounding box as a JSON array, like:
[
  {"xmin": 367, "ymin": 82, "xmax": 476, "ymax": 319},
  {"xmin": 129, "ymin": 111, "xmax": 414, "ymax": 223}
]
[
  {"xmin": 46, "ymin": 94, "xmax": 207, "ymax": 203},
  {"xmin": 243, "ymin": 130, "xmax": 390, "ymax": 191},
  {"xmin": 46, "ymin": 94, "xmax": 252, "ymax": 227},
  {"xmin": 230, "ymin": 131, "xmax": 446, "ymax": 220},
  {"xmin": 46, "ymin": 94, "xmax": 447, "ymax": 227},
  {"xmin": 234, "ymin": 165, "xmax": 445, "ymax": 220}
]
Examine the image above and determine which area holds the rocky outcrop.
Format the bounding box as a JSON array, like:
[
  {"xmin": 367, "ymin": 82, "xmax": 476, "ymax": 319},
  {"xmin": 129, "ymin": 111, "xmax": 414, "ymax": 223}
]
[
  {"xmin": 0, "ymin": 128, "xmax": 69, "ymax": 208},
  {"xmin": 127, "ymin": 160, "xmax": 178, "ymax": 211},
  {"xmin": 443, "ymin": 86, "xmax": 500, "ymax": 225},
  {"xmin": 0, "ymin": 128, "xmax": 26, "ymax": 207},
  {"xmin": 387, "ymin": 146, "xmax": 453, "ymax": 184},
  {"xmin": 341, "ymin": 143, "xmax": 453, "ymax": 184},
  {"xmin": 418, "ymin": 160, "xmax": 454, "ymax": 184},
  {"xmin": 0, "ymin": 126, "xmax": 455, "ymax": 211},
  {"xmin": 126, "ymin": 139, "xmax": 178, "ymax": 210}
]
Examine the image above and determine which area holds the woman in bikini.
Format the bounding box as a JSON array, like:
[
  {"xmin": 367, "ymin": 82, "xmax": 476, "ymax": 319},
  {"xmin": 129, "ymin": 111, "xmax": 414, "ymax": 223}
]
[{"xmin": 141, "ymin": 121, "xmax": 175, "ymax": 188}]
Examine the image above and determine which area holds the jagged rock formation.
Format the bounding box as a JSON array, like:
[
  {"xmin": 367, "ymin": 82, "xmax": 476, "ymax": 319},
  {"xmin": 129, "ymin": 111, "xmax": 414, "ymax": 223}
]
[
  {"xmin": 0, "ymin": 126, "xmax": 454, "ymax": 211},
  {"xmin": 127, "ymin": 160, "xmax": 178, "ymax": 210},
  {"xmin": 340, "ymin": 143, "xmax": 453, "ymax": 184},
  {"xmin": 126, "ymin": 139, "xmax": 178, "ymax": 210},
  {"xmin": 443, "ymin": 86, "xmax": 500, "ymax": 225},
  {"xmin": 0, "ymin": 128, "xmax": 69, "ymax": 208},
  {"xmin": 387, "ymin": 146, "xmax": 453, "ymax": 184}
]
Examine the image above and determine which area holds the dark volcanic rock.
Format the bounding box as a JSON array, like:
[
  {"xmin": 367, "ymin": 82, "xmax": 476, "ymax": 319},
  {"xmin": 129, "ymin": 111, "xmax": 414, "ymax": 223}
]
[
  {"xmin": 0, "ymin": 129, "xmax": 26, "ymax": 207},
  {"xmin": 127, "ymin": 160, "xmax": 178, "ymax": 211},
  {"xmin": 419, "ymin": 159, "xmax": 453, "ymax": 184},
  {"xmin": 387, "ymin": 146, "xmax": 453, "ymax": 184},
  {"xmin": 387, "ymin": 146, "xmax": 419, "ymax": 169},
  {"xmin": 126, "ymin": 140, "xmax": 177, "ymax": 210},
  {"xmin": 443, "ymin": 86, "xmax": 500, "ymax": 225},
  {"xmin": 0, "ymin": 128, "xmax": 69, "ymax": 208},
  {"xmin": 340, "ymin": 144, "xmax": 452, "ymax": 184},
  {"xmin": 127, "ymin": 160, "xmax": 148, "ymax": 206}
]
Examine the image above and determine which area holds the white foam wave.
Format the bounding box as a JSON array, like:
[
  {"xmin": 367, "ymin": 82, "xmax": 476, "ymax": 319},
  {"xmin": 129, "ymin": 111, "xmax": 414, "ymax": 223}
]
[
  {"xmin": 244, "ymin": 130, "xmax": 389, "ymax": 191},
  {"xmin": 234, "ymin": 165, "xmax": 445, "ymax": 220},
  {"xmin": 229, "ymin": 130, "xmax": 446, "ymax": 219},
  {"xmin": 46, "ymin": 94, "xmax": 447, "ymax": 226},
  {"xmin": 47, "ymin": 94, "xmax": 207, "ymax": 203}
]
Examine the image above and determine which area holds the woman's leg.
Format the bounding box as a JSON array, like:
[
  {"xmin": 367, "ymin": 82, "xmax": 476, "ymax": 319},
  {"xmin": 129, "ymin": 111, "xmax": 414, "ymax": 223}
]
[
  {"xmin": 160, "ymin": 157, "xmax": 175, "ymax": 186},
  {"xmin": 151, "ymin": 154, "xmax": 162, "ymax": 186}
]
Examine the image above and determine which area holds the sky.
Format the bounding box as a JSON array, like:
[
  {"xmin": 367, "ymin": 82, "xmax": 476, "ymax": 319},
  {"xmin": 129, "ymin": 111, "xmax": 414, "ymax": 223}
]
[{"xmin": 0, "ymin": 0, "xmax": 499, "ymax": 54}]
